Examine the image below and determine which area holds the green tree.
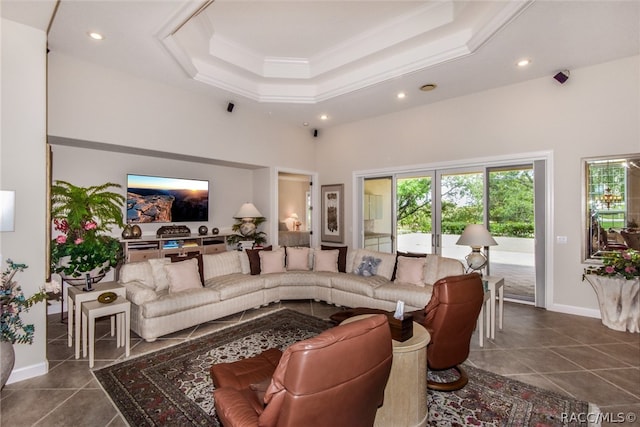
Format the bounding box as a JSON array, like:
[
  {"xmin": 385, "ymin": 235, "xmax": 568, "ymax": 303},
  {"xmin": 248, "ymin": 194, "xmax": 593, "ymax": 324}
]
[
  {"xmin": 489, "ymin": 169, "xmax": 534, "ymax": 236},
  {"xmin": 395, "ymin": 169, "xmax": 535, "ymax": 238},
  {"xmin": 397, "ymin": 178, "xmax": 431, "ymax": 232},
  {"xmin": 441, "ymin": 174, "xmax": 483, "ymax": 228}
]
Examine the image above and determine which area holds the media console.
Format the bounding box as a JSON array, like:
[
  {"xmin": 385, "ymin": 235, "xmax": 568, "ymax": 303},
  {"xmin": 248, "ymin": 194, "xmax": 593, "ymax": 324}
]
[{"xmin": 121, "ymin": 234, "xmax": 229, "ymax": 263}]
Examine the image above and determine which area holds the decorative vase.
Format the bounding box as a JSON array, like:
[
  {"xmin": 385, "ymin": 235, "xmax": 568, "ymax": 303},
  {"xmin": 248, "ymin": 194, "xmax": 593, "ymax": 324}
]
[
  {"xmin": 584, "ymin": 274, "xmax": 640, "ymax": 333},
  {"xmin": 0, "ymin": 341, "xmax": 15, "ymax": 389},
  {"xmin": 131, "ymin": 225, "xmax": 142, "ymax": 238},
  {"xmin": 121, "ymin": 225, "xmax": 133, "ymax": 239}
]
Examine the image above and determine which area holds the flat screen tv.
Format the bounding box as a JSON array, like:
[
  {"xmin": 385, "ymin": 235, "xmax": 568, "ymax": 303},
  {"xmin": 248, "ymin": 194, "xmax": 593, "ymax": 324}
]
[{"xmin": 126, "ymin": 174, "xmax": 209, "ymax": 223}]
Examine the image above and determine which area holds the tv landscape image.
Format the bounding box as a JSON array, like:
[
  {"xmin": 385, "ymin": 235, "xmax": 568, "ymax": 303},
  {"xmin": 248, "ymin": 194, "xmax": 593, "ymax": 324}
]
[{"xmin": 127, "ymin": 174, "xmax": 209, "ymax": 223}]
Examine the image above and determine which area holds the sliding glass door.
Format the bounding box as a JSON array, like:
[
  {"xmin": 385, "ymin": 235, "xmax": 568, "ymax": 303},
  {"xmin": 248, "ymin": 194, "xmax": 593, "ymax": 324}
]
[
  {"xmin": 437, "ymin": 168, "xmax": 485, "ymax": 260},
  {"xmin": 360, "ymin": 159, "xmax": 542, "ymax": 306},
  {"xmin": 487, "ymin": 165, "xmax": 537, "ymax": 303},
  {"xmin": 396, "ymin": 173, "xmax": 434, "ymax": 254}
]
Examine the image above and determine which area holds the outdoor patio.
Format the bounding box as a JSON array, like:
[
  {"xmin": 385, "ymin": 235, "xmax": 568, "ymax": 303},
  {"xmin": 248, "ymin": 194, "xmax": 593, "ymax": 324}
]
[{"xmin": 398, "ymin": 233, "xmax": 535, "ymax": 302}]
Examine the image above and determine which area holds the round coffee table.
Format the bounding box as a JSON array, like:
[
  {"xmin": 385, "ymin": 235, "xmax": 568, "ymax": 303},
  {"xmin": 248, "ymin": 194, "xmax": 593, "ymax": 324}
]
[{"xmin": 341, "ymin": 314, "xmax": 430, "ymax": 427}]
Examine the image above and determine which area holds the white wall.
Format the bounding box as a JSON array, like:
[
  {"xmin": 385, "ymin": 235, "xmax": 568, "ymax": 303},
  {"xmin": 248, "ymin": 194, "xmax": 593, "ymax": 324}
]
[
  {"xmin": 315, "ymin": 55, "xmax": 640, "ymax": 315},
  {"xmin": 1, "ymin": 18, "xmax": 48, "ymax": 382},
  {"xmin": 47, "ymin": 52, "xmax": 317, "ymax": 171}
]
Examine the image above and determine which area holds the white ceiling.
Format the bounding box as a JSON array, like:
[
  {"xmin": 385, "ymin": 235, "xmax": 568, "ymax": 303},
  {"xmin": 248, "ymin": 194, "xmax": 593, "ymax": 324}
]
[{"xmin": 3, "ymin": 0, "xmax": 639, "ymax": 131}]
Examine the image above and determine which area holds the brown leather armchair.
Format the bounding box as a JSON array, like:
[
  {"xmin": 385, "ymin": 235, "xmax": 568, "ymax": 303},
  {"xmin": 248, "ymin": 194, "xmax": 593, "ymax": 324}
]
[
  {"xmin": 210, "ymin": 314, "xmax": 393, "ymax": 427},
  {"xmin": 412, "ymin": 272, "xmax": 484, "ymax": 391}
]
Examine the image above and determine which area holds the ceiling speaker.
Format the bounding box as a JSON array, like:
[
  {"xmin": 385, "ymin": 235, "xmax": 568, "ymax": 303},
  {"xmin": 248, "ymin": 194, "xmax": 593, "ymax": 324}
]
[
  {"xmin": 227, "ymin": 102, "xmax": 235, "ymax": 112},
  {"xmin": 553, "ymin": 70, "xmax": 570, "ymax": 84}
]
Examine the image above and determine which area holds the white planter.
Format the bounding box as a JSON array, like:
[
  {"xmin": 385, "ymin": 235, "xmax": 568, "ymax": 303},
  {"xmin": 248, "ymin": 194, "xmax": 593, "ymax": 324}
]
[
  {"xmin": 58, "ymin": 257, "xmax": 109, "ymax": 287},
  {"xmin": 584, "ymin": 274, "xmax": 640, "ymax": 333},
  {"xmin": 60, "ymin": 270, "xmax": 106, "ymax": 287}
]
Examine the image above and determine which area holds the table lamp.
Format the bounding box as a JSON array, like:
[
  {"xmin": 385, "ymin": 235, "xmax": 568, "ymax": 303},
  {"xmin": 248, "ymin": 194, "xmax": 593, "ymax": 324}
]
[
  {"xmin": 290, "ymin": 213, "xmax": 300, "ymax": 230},
  {"xmin": 456, "ymin": 224, "xmax": 497, "ymax": 273},
  {"xmin": 234, "ymin": 203, "xmax": 263, "ymax": 236}
]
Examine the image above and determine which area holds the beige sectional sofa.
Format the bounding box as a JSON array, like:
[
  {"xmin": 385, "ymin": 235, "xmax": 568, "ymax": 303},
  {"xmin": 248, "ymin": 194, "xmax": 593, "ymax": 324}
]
[{"xmin": 117, "ymin": 247, "xmax": 464, "ymax": 342}]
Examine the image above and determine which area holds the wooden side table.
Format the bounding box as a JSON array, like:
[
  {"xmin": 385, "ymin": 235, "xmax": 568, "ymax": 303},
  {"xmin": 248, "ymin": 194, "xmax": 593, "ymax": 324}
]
[
  {"xmin": 67, "ymin": 282, "xmax": 126, "ymax": 359},
  {"xmin": 483, "ymin": 276, "xmax": 505, "ymax": 339},
  {"xmin": 81, "ymin": 297, "xmax": 130, "ymax": 368},
  {"xmin": 342, "ymin": 314, "xmax": 430, "ymax": 427}
]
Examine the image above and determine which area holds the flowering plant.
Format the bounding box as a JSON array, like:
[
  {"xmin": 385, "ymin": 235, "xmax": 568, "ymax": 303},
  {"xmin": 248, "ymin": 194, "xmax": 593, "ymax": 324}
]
[
  {"xmin": 584, "ymin": 249, "xmax": 640, "ymax": 280},
  {"xmin": 50, "ymin": 218, "xmax": 123, "ymax": 277},
  {"xmin": 50, "ymin": 181, "xmax": 125, "ymax": 278},
  {"xmin": 1, "ymin": 260, "xmax": 60, "ymax": 344}
]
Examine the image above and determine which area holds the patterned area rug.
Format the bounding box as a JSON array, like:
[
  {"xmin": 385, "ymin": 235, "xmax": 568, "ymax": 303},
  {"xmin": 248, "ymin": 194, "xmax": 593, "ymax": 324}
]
[{"xmin": 94, "ymin": 309, "xmax": 593, "ymax": 426}]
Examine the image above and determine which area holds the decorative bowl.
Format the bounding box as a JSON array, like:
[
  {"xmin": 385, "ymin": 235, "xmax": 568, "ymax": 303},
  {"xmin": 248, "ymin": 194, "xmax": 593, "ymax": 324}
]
[{"xmin": 97, "ymin": 292, "xmax": 117, "ymax": 304}]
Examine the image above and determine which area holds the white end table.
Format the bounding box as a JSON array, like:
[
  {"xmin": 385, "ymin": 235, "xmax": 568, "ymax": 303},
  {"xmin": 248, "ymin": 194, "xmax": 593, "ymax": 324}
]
[
  {"xmin": 81, "ymin": 296, "xmax": 131, "ymax": 368},
  {"xmin": 478, "ymin": 290, "xmax": 491, "ymax": 347},
  {"xmin": 67, "ymin": 282, "xmax": 126, "ymax": 359},
  {"xmin": 483, "ymin": 276, "xmax": 505, "ymax": 339}
]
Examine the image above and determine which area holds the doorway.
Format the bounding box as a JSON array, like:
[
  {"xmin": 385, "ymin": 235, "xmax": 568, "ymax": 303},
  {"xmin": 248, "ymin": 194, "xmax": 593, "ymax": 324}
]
[{"xmin": 277, "ymin": 172, "xmax": 313, "ymax": 247}]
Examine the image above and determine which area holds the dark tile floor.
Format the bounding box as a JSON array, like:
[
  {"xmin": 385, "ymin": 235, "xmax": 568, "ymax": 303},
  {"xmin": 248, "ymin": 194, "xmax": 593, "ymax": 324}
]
[{"xmin": 1, "ymin": 301, "xmax": 638, "ymax": 426}]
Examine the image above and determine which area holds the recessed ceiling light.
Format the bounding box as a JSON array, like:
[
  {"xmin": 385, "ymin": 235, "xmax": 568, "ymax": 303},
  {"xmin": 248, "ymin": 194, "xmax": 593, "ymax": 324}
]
[
  {"xmin": 419, "ymin": 83, "xmax": 437, "ymax": 92},
  {"xmin": 303, "ymin": 122, "xmax": 309, "ymax": 127},
  {"xmin": 397, "ymin": 92, "xmax": 406, "ymax": 99},
  {"xmin": 320, "ymin": 114, "xmax": 328, "ymax": 120},
  {"xmin": 88, "ymin": 32, "xmax": 104, "ymax": 40},
  {"xmin": 517, "ymin": 58, "xmax": 531, "ymax": 67}
]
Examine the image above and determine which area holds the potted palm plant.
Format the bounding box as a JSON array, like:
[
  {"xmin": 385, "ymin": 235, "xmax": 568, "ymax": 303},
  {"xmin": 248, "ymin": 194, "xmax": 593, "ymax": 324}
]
[{"xmin": 50, "ymin": 181, "xmax": 125, "ymax": 286}]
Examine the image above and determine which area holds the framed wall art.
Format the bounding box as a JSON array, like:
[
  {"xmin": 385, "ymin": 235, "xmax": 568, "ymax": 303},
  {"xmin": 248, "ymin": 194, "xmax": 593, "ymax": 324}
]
[{"xmin": 321, "ymin": 184, "xmax": 344, "ymax": 243}]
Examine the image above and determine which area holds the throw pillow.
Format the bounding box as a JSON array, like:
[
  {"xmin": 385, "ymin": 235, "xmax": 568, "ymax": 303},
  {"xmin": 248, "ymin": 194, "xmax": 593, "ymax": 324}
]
[
  {"xmin": 203, "ymin": 251, "xmax": 242, "ymax": 279},
  {"xmin": 245, "ymin": 246, "xmax": 273, "ymax": 275},
  {"xmin": 165, "ymin": 252, "xmax": 204, "ymax": 285},
  {"xmin": 321, "ymin": 245, "xmax": 348, "ymax": 273},
  {"xmin": 353, "ymin": 255, "xmax": 382, "ymax": 277},
  {"xmin": 350, "ymin": 249, "xmax": 396, "ymax": 280},
  {"xmin": 119, "ymin": 260, "xmax": 154, "ymax": 289},
  {"xmin": 313, "ymin": 249, "xmax": 339, "ymax": 273},
  {"xmin": 391, "ymin": 251, "xmax": 426, "ymax": 281},
  {"xmin": 279, "ymin": 222, "xmax": 288, "ymax": 231},
  {"xmin": 148, "ymin": 258, "xmax": 171, "ymax": 292},
  {"xmin": 259, "ymin": 249, "xmax": 286, "ymax": 274},
  {"xmin": 164, "ymin": 258, "xmax": 202, "ymax": 293},
  {"xmin": 394, "ymin": 256, "xmax": 426, "ymax": 287},
  {"xmin": 286, "ymin": 247, "xmax": 311, "ymax": 271}
]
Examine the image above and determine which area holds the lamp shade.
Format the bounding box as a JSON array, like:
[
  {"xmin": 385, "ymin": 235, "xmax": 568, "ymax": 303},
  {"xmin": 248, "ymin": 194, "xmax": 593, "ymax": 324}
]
[
  {"xmin": 234, "ymin": 203, "xmax": 263, "ymax": 219},
  {"xmin": 290, "ymin": 213, "xmax": 299, "ymax": 220},
  {"xmin": 456, "ymin": 224, "xmax": 497, "ymax": 248}
]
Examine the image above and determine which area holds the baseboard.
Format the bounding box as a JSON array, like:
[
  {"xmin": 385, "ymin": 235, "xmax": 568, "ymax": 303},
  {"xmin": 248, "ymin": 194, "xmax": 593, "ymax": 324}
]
[
  {"xmin": 547, "ymin": 303, "xmax": 601, "ymax": 319},
  {"xmin": 7, "ymin": 360, "xmax": 49, "ymax": 384}
]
